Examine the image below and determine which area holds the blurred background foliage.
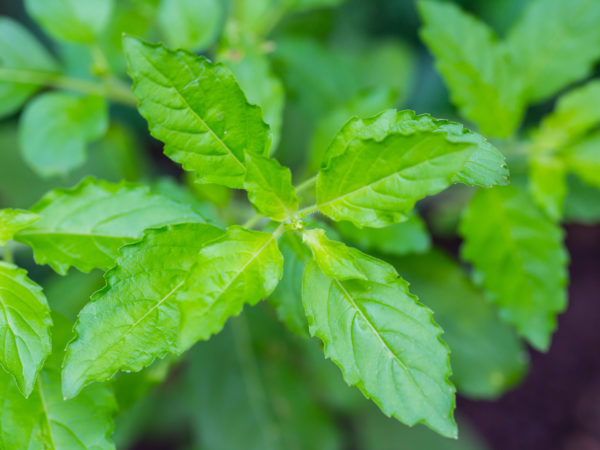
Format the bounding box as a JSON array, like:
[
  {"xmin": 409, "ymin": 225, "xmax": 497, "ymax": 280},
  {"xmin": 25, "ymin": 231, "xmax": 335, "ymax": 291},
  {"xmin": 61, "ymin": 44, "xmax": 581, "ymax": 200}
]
[{"xmin": 1, "ymin": 0, "xmax": 599, "ymax": 449}]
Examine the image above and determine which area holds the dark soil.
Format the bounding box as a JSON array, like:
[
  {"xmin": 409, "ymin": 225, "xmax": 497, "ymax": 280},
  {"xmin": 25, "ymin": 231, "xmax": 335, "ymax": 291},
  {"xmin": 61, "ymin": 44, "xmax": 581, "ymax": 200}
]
[{"xmin": 460, "ymin": 225, "xmax": 600, "ymax": 450}]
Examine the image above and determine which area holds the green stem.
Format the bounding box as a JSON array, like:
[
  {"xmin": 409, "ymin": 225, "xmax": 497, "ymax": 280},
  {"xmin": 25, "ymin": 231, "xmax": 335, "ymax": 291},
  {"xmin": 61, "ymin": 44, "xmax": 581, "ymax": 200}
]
[
  {"xmin": 295, "ymin": 204, "xmax": 319, "ymax": 219},
  {"xmin": 295, "ymin": 174, "xmax": 317, "ymax": 195},
  {"xmin": 242, "ymin": 213, "xmax": 262, "ymax": 229},
  {"xmin": 0, "ymin": 68, "xmax": 138, "ymax": 107},
  {"xmin": 2, "ymin": 243, "xmax": 13, "ymax": 264}
]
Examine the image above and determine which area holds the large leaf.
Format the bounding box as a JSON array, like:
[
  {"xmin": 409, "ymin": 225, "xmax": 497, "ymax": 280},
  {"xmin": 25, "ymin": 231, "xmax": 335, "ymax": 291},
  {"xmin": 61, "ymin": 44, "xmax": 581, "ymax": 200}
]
[
  {"xmin": 394, "ymin": 250, "xmax": 528, "ymax": 399},
  {"xmin": 302, "ymin": 259, "xmax": 457, "ymax": 437},
  {"xmin": 460, "ymin": 186, "xmax": 568, "ymax": 351},
  {"xmin": 19, "ymin": 93, "xmax": 109, "ymax": 177},
  {"xmin": 15, "ymin": 177, "xmax": 206, "ymax": 274},
  {"xmin": 0, "ymin": 209, "xmax": 39, "ymax": 246},
  {"xmin": 25, "ymin": 0, "xmax": 114, "ymax": 43},
  {"xmin": 157, "ymin": 0, "xmax": 223, "ymax": 52},
  {"xmin": 506, "ymin": 0, "xmax": 600, "ymax": 103},
  {"xmin": 316, "ymin": 110, "xmax": 508, "ymax": 227},
  {"xmin": 0, "ymin": 262, "xmax": 51, "ymax": 397},
  {"xmin": 185, "ymin": 313, "xmax": 341, "ymax": 450},
  {"xmin": 123, "ymin": 37, "xmax": 271, "ymax": 188},
  {"xmin": 336, "ymin": 211, "xmax": 430, "ymax": 256},
  {"xmin": 566, "ymin": 131, "xmax": 600, "ymax": 189},
  {"xmin": 62, "ymin": 224, "xmax": 283, "ymax": 398},
  {"xmin": 418, "ymin": 1, "xmax": 523, "ymax": 137},
  {"xmin": 0, "ymin": 314, "xmax": 116, "ymax": 449},
  {"xmin": 243, "ymin": 151, "xmax": 298, "ymax": 221},
  {"xmin": 0, "ymin": 17, "xmax": 58, "ymax": 118}
]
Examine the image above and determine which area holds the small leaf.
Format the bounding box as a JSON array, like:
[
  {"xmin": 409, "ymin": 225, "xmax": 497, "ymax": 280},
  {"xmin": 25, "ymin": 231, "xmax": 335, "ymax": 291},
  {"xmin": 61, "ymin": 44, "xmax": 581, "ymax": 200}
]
[
  {"xmin": 123, "ymin": 36, "xmax": 271, "ymax": 188},
  {"xmin": 0, "ymin": 17, "xmax": 58, "ymax": 118},
  {"xmin": 394, "ymin": 250, "xmax": 528, "ymax": 399},
  {"xmin": 0, "ymin": 313, "xmax": 116, "ymax": 449},
  {"xmin": 460, "ymin": 186, "xmax": 568, "ymax": 351},
  {"xmin": 268, "ymin": 232, "xmax": 311, "ymax": 336},
  {"xmin": 0, "ymin": 209, "xmax": 39, "ymax": 246},
  {"xmin": 302, "ymin": 260, "xmax": 456, "ymax": 437},
  {"xmin": 302, "ymin": 228, "xmax": 396, "ymax": 282},
  {"xmin": 336, "ymin": 211, "xmax": 431, "ymax": 256},
  {"xmin": 25, "ymin": 0, "xmax": 114, "ymax": 43},
  {"xmin": 19, "ymin": 93, "xmax": 109, "ymax": 177},
  {"xmin": 418, "ymin": 1, "xmax": 523, "ymax": 137},
  {"xmin": 62, "ymin": 224, "xmax": 283, "ymax": 398},
  {"xmin": 157, "ymin": 0, "xmax": 223, "ymax": 52},
  {"xmin": 316, "ymin": 110, "xmax": 508, "ymax": 228},
  {"xmin": 15, "ymin": 177, "xmax": 206, "ymax": 274},
  {"xmin": 566, "ymin": 131, "xmax": 600, "ymax": 189},
  {"xmin": 506, "ymin": 0, "xmax": 600, "ymax": 102},
  {"xmin": 529, "ymin": 155, "xmax": 567, "ymax": 221},
  {"xmin": 244, "ymin": 151, "xmax": 298, "ymax": 221},
  {"xmin": 0, "ymin": 261, "xmax": 52, "ymax": 397}
]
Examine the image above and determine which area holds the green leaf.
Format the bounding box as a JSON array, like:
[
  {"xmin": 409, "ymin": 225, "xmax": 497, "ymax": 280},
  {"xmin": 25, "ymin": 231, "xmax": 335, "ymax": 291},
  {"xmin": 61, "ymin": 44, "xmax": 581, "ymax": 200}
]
[
  {"xmin": 0, "ymin": 262, "xmax": 51, "ymax": 397},
  {"xmin": 19, "ymin": 93, "xmax": 109, "ymax": 177},
  {"xmin": 506, "ymin": 0, "xmax": 600, "ymax": 103},
  {"xmin": 15, "ymin": 177, "xmax": 206, "ymax": 275},
  {"xmin": 62, "ymin": 224, "xmax": 283, "ymax": 398},
  {"xmin": 316, "ymin": 109, "xmax": 508, "ymax": 227},
  {"xmin": 185, "ymin": 313, "xmax": 342, "ymax": 450},
  {"xmin": 157, "ymin": 0, "xmax": 223, "ymax": 52},
  {"xmin": 0, "ymin": 209, "xmax": 39, "ymax": 246},
  {"xmin": 25, "ymin": 0, "xmax": 114, "ymax": 43},
  {"xmin": 268, "ymin": 232, "xmax": 310, "ymax": 336},
  {"xmin": 566, "ymin": 131, "xmax": 600, "ymax": 189},
  {"xmin": 459, "ymin": 186, "xmax": 568, "ymax": 351},
  {"xmin": 302, "ymin": 260, "xmax": 457, "ymax": 437},
  {"xmin": 529, "ymin": 155, "xmax": 567, "ymax": 221},
  {"xmin": 336, "ymin": 211, "xmax": 431, "ymax": 256},
  {"xmin": 394, "ymin": 250, "xmax": 528, "ymax": 399},
  {"xmin": 0, "ymin": 17, "xmax": 58, "ymax": 118},
  {"xmin": 244, "ymin": 151, "xmax": 298, "ymax": 221},
  {"xmin": 535, "ymin": 80, "xmax": 600, "ymax": 151},
  {"xmin": 564, "ymin": 176, "xmax": 600, "ymax": 224},
  {"xmin": 0, "ymin": 313, "xmax": 116, "ymax": 449},
  {"xmin": 219, "ymin": 46, "xmax": 284, "ymax": 152},
  {"xmin": 418, "ymin": 1, "xmax": 523, "ymax": 137},
  {"xmin": 302, "ymin": 228, "xmax": 397, "ymax": 282},
  {"xmin": 123, "ymin": 36, "xmax": 271, "ymax": 188}
]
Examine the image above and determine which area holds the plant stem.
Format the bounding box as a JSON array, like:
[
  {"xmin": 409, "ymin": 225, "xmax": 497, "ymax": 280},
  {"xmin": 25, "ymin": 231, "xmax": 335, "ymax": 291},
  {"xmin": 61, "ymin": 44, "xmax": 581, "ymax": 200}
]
[
  {"xmin": 0, "ymin": 68, "xmax": 138, "ymax": 107},
  {"xmin": 295, "ymin": 204, "xmax": 319, "ymax": 219},
  {"xmin": 295, "ymin": 174, "xmax": 317, "ymax": 195},
  {"xmin": 2, "ymin": 243, "xmax": 13, "ymax": 264},
  {"xmin": 242, "ymin": 213, "xmax": 262, "ymax": 229}
]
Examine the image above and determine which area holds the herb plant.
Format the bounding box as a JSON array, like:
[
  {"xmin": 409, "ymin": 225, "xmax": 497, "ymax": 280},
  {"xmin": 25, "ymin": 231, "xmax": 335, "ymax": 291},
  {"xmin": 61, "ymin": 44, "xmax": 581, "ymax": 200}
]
[{"xmin": 0, "ymin": 0, "xmax": 599, "ymax": 448}]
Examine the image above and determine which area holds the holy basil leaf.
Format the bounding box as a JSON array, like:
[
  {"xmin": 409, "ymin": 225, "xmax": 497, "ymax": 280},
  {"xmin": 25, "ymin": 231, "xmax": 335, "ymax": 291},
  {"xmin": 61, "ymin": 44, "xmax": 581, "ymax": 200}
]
[
  {"xmin": 535, "ymin": 80, "xmax": 600, "ymax": 151},
  {"xmin": 0, "ymin": 313, "xmax": 116, "ymax": 449},
  {"xmin": 25, "ymin": 0, "xmax": 114, "ymax": 43},
  {"xmin": 460, "ymin": 186, "xmax": 568, "ymax": 351},
  {"xmin": 506, "ymin": 0, "xmax": 600, "ymax": 103},
  {"xmin": 418, "ymin": 1, "xmax": 523, "ymax": 138},
  {"xmin": 243, "ymin": 151, "xmax": 298, "ymax": 221},
  {"xmin": 394, "ymin": 250, "xmax": 528, "ymax": 399},
  {"xmin": 302, "ymin": 260, "xmax": 456, "ymax": 437},
  {"xmin": 19, "ymin": 93, "xmax": 109, "ymax": 177},
  {"xmin": 0, "ymin": 17, "xmax": 58, "ymax": 119},
  {"xmin": 0, "ymin": 209, "xmax": 39, "ymax": 246},
  {"xmin": 529, "ymin": 155, "xmax": 567, "ymax": 221},
  {"xmin": 62, "ymin": 224, "xmax": 283, "ymax": 398},
  {"xmin": 566, "ymin": 131, "xmax": 600, "ymax": 189},
  {"xmin": 268, "ymin": 232, "xmax": 310, "ymax": 336},
  {"xmin": 336, "ymin": 211, "xmax": 431, "ymax": 256},
  {"xmin": 15, "ymin": 177, "xmax": 206, "ymax": 275},
  {"xmin": 0, "ymin": 262, "xmax": 51, "ymax": 397},
  {"xmin": 157, "ymin": 0, "xmax": 223, "ymax": 52},
  {"xmin": 302, "ymin": 228, "xmax": 397, "ymax": 282},
  {"xmin": 123, "ymin": 36, "xmax": 271, "ymax": 188},
  {"xmin": 316, "ymin": 110, "xmax": 508, "ymax": 228}
]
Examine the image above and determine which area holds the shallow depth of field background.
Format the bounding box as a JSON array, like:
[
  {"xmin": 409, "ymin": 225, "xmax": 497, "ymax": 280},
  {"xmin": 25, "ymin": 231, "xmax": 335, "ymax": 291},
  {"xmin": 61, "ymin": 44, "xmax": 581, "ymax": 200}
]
[{"xmin": 1, "ymin": 1, "xmax": 600, "ymax": 449}]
